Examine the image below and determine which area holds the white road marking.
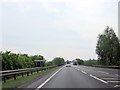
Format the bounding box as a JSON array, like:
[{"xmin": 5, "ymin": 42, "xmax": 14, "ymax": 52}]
[
  {"xmin": 107, "ymin": 81, "xmax": 120, "ymax": 83},
  {"xmin": 97, "ymin": 71, "xmax": 109, "ymax": 74},
  {"xmin": 101, "ymin": 78, "xmax": 119, "ymax": 80},
  {"xmin": 77, "ymin": 69, "xmax": 80, "ymax": 70},
  {"xmin": 36, "ymin": 67, "xmax": 63, "ymax": 89},
  {"xmin": 89, "ymin": 75, "xmax": 108, "ymax": 84},
  {"xmin": 81, "ymin": 71, "xmax": 87, "ymax": 74},
  {"xmin": 114, "ymin": 85, "xmax": 120, "ymax": 87}
]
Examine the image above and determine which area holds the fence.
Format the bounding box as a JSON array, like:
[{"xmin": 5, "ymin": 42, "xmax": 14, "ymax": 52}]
[{"xmin": 0, "ymin": 65, "xmax": 58, "ymax": 83}]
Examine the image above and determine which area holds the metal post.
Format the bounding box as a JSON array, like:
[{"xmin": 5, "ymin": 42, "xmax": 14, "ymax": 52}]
[
  {"xmin": 27, "ymin": 72, "xmax": 29, "ymax": 76},
  {"xmin": 13, "ymin": 74, "xmax": 16, "ymax": 80},
  {"xmin": 22, "ymin": 73, "xmax": 24, "ymax": 77},
  {"xmin": 3, "ymin": 76, "xmax": 6, "ymax": 83},
  {"xmin": 31, "ymin": 71, "xmax": 33, "ymax": 75}
]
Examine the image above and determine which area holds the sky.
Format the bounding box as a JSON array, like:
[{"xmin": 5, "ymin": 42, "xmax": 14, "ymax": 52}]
[{"xmin": 1, "ymin": 0, "xmax": 119, "ymax": 61}]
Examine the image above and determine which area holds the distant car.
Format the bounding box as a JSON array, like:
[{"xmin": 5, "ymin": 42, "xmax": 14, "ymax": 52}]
[
  {"xmin": 66, "ymin": 64, "xmax": 71, "ymax": 67},
  {"xmin": 73, "ymin": 63, "xmax": 77, "ymax": 65}
]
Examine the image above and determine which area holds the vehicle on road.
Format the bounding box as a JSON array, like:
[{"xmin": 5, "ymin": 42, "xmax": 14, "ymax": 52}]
[{"xmin": 66, "ymin": 64, "xmax": 71, "ymax": 67}]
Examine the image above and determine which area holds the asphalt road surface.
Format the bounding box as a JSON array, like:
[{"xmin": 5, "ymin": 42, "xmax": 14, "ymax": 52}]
[{"xmin": 22, "ymin": 65, "xmax": 120, "ymax": 89}]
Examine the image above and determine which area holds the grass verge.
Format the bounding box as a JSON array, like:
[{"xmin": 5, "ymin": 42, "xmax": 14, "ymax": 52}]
[{"xmin": 2, "ymin": 67, "xmax": 59, "ymax": 88}]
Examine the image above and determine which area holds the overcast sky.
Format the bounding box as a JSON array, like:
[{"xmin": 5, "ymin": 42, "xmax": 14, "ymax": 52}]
[{"xmin": 1, "ymin": 0, "xmax": 119, "ymax": 61}]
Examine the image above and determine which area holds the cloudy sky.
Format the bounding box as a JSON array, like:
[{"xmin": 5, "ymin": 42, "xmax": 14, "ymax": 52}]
[{"xmin": 1, "ymin": 0, "xmax": 119, "ymax": 61}]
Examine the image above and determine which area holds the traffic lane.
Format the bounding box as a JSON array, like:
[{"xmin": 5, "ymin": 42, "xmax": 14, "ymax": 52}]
[
  {"xmin": 41, "ymin": 66, "xmax": 112, "ymax": 88},
  {"xmin": 73, "ymin": 65, "xmax": 119, "ymax": 75},
  {"xmin": 72, "ymin": 65, "xmax": 120, "ymax": 87}
]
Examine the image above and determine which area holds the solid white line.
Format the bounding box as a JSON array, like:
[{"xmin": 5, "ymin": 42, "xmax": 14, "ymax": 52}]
[
  {"xmin": 36, "ymin": 67, "xmax": 63, "ymax": 89},
  {"xmin": 81, "ymin": 71, "xmax": 87, "ymax": 74},
  {"xmin": 89, "ymin": 75, "xmax": 108, "ymax": 84}
]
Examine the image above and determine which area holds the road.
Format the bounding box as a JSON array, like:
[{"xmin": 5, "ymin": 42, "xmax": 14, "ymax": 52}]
[{"xmin": 21, "ymin": 65, "xmax": 120, "ymax": 89}]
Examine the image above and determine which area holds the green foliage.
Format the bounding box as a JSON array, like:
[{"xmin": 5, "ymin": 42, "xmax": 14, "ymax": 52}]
[
  {"xmin": 84, "ymin": 59, "xmax": 98, "ymax": 65},
  {"xmin": 75, "ymin": 58, "xmax": 84, "ymax": 65},
  {"xmin": 30, "ymin": 55, "xmax": 44, "ymax": 67},
  {"xmin": 96, "ymin": 26, "xmax": 120, "ymax": 66},
  {"xmin": 45, "ymin": 61, "xmax": 53, "ymax": 66},
  {"xmin": 30, "ymin": 55, "xmax": 44, "ymax": 60},
  {"xmin": 1, "ymin": 51, "xmax": 44, "ymax": 70},
  {"xmin": 52, "ymin": 57, "xmax": 65, "ymax": 66}
]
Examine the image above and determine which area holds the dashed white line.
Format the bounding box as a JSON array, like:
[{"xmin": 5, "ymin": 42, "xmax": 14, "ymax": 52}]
[
  {"xmin": 77, "ymin": 69, "xmax": 80, "ymax": 70},
  {"xmin": 81, "ymin": 71, "xmax": 87, "ymax": 74},
  {"xmin": 36, "ymin": 67, "xmax": 63, "ymax": 89},
  {"xmin": 89, "ymin": 75, "xmax": 108, "ymax": 84}
]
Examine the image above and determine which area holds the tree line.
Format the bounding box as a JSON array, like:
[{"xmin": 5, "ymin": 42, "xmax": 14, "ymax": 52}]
[
  {"xmin": 1, "ymin": 51, "xmax": 65, "ymax": 70},
  {"xmin": 1, "ymin": 51, "xmax": 44, "ymax": 70},
  {"xmin": 45, "ymin": 57, "xmax": 65, "ymax": 66}
]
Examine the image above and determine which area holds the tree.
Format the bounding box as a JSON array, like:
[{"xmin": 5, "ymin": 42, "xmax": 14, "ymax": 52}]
[
  {"xmin": 2, "ymin": 51, "xmax": 13, "ymax": 70},
  {"xmin": 30, "ymin": 55, "xmax": 44, "ymax": 60},
  {"xmin": 75, "ymin": 58, "xmax": 84, "ymax": 65},
  {"xmin": 1, "ymin": 51, "xmax": 44, "ymax": 70},
  {"xmin": 52, "ymin": 57, "xmax": 65, "ymax": 66},
  {"xmin": 96, "ymin": 26, "xmax": 120, "ymax": 65},
  {"xmin": 30, "ymin": 55, "xmax": 45, "ymax": 67},
  {"xmin": 45, "ymin": 61, "xmax": 53, "ymax": 66},
  {"xmin": 66, "ymin": 60, "xmax": 70, "ymax": 64},
  {"xmin": 84, "ymin": 59, "xmax": 98, "ymax": 65}
]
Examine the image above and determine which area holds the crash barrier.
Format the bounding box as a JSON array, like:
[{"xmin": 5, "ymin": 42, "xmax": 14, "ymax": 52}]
[{"xmin": 0, "ymin": 65, "xmax": 58, "ymax": 83}]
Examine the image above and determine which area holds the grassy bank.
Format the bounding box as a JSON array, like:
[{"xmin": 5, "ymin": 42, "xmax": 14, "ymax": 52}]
[{"xmin": 2, "ymin": 67, "xmax": 59, "ymax": 88}]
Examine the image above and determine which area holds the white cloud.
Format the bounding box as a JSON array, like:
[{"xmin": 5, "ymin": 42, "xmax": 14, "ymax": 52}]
[
  {"xmin": 18, "ymin": 4, "xmax": 32, "ymax": 13},
  {"xmin": 41, "ymin": 2, "xmax": 60, "ymax": 13}
]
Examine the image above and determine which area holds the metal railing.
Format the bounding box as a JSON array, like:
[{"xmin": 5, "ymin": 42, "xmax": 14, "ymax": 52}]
[{"xmin": 0, "ymin": 65, "xmax": 58, "ymax": 83}]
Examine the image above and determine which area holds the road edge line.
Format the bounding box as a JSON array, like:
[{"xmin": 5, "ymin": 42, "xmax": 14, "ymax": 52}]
[
  {"xmin": 36, "ymin": 66, "xmax": 64, "ymax": 89},
  {"xmin": 89, "ymin": 74, "xmax": 108, "ymax": 84}
]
